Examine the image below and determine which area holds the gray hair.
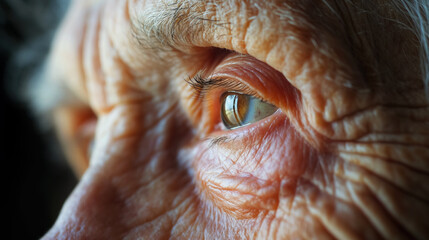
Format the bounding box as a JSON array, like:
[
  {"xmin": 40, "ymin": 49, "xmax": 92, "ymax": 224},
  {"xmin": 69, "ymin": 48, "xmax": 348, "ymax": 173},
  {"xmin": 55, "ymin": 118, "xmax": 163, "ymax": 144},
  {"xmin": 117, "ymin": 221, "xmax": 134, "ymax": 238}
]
[{"xmin": 396, "ymin": 0, "xmax": 429, "ymax": 98}]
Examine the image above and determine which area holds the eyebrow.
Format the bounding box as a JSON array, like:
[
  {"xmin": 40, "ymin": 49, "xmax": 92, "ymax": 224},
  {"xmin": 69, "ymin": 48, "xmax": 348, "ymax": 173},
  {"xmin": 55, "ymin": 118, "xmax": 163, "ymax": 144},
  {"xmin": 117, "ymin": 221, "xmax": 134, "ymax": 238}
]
[
  {"xmin": 130, "ymin": 1, "xmax": 231, "ymax": 51},
  {"xmin": 127, "ymin": 0, "xmax": 344, "ymax": 63}
]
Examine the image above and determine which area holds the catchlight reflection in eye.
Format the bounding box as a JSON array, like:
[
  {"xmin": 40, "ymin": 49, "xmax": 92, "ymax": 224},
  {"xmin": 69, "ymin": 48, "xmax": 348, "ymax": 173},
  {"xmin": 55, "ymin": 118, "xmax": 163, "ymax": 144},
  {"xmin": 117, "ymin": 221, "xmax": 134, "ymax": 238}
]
[{"xmin": 221, "ymin": 92, "xmax": 278, "ymax": 129}]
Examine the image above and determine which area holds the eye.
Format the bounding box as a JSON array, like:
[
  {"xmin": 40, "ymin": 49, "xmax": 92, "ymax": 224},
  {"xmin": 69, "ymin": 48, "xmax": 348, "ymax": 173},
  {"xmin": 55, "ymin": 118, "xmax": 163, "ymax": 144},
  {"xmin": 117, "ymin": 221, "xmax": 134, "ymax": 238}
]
[{"xmin": 221, "ymin": 92, "xmax": 278, "ymax": 129}]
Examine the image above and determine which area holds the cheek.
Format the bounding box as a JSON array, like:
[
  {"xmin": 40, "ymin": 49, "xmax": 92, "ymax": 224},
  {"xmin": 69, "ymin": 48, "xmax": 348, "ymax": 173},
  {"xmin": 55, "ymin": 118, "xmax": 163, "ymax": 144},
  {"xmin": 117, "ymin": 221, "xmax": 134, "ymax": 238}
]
[{"xmin": 191, "ymin": 114, "xmax": 312, "ymax": 219}]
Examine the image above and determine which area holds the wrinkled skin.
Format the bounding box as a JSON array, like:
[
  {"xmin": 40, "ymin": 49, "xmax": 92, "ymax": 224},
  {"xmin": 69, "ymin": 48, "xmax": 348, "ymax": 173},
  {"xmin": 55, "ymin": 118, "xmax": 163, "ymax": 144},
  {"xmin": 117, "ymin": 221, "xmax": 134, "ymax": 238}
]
[{"xmin": 42, "ymin": 0, "xmax": 429, "ymax": 239}]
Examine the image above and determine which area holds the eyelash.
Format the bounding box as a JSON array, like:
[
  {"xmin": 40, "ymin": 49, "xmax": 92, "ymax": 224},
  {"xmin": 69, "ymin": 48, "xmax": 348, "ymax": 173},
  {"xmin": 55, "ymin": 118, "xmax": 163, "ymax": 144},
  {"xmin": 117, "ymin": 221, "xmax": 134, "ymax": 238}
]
[
  {"xmin": 184, "ymin": 73, "xmax": 277, "ymax": 144},
  {"xmin": 185, "ymin": 74, "xmax": 260, "ymax": 101}
]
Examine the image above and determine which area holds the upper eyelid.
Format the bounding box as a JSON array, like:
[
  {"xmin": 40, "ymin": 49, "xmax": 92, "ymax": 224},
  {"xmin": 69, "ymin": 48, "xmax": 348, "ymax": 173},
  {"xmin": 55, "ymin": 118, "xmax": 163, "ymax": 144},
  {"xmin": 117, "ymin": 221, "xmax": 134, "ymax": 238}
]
[{"xmin": 185, "ymin": 74, "xmax": 258, "ymax": 99}]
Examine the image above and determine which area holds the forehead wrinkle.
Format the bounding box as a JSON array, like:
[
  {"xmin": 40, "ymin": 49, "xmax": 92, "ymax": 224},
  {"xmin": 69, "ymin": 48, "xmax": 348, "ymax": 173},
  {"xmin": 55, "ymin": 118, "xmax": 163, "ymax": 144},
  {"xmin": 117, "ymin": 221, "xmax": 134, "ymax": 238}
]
[
  {"xmin": 129, "ymin": 0, "xmax": 346, "ymax": 58},
  {"xmin": 130, "ymin": 0, "xmax": 230, "ymax": 52}
]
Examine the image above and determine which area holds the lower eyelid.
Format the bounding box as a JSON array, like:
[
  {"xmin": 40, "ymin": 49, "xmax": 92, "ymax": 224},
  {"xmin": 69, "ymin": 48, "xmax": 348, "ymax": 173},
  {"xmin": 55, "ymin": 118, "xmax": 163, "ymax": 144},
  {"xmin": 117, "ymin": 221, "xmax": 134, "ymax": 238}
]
[
  {"xmin": 208, "ymin": 109, "xmax": 285, "ymax": 143},
  {"xmin": 208, "ymin": 136, "xmax": 232, "ymax": 147}
]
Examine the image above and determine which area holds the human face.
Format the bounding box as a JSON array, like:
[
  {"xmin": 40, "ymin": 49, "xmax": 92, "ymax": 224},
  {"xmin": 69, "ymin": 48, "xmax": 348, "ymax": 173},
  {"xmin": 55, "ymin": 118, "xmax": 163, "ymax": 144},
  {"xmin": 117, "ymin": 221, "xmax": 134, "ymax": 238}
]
[{"xmin": 43, "ymin": 0, "xmax": 429, "ymax": 239}]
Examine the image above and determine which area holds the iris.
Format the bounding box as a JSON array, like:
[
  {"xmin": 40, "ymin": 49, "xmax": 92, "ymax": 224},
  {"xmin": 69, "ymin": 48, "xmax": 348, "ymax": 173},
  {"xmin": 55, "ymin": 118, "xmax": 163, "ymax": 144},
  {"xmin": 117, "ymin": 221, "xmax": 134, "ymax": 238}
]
[{"xmin": 221, "ymin": 92, "xmax": 278, "ymax": 129}]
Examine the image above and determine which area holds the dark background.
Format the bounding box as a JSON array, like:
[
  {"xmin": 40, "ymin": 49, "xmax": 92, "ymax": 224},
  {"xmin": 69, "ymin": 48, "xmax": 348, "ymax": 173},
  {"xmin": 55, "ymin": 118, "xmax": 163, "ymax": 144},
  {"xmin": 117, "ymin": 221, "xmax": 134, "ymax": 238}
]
[{"xmin": 1, "ymin": 1, "xmax": 77, "ymax": 239}]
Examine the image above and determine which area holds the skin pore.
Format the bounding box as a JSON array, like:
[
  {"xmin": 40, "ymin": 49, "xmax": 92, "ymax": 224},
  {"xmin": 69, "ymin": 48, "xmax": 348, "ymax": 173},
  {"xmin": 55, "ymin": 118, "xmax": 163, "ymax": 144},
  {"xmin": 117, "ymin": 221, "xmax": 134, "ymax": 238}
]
[{"xmin": 41, "ymin": 0, "xmax": 429, "ymax": 239}]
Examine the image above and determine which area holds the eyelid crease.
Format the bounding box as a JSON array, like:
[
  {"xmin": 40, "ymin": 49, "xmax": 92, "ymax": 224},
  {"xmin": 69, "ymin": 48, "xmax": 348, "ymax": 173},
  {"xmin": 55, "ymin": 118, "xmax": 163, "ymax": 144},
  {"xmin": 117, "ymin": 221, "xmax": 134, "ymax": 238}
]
[{"xmin": 185, "ymin": 74, "xmax": 262, "ymax": 101}]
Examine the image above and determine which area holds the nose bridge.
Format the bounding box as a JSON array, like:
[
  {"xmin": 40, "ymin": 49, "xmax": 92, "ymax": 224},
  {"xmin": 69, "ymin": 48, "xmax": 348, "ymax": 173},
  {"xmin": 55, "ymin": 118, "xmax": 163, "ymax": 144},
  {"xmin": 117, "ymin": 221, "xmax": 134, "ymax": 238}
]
[
  {"xmin": 41, "ymin": 146, "xmax": 196, "ymax": 239},
  {"xmin": 41, "ymin": 103, "xmax": 190, "ymax": 239}
]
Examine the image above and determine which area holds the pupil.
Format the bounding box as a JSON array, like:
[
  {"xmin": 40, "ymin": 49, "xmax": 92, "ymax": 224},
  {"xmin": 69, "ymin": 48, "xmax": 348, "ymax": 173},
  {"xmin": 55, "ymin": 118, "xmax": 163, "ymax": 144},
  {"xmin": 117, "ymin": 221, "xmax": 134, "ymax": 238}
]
[{"xmin": 221, "ymin": 93, "xmax": 249, "ymax": 129}]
